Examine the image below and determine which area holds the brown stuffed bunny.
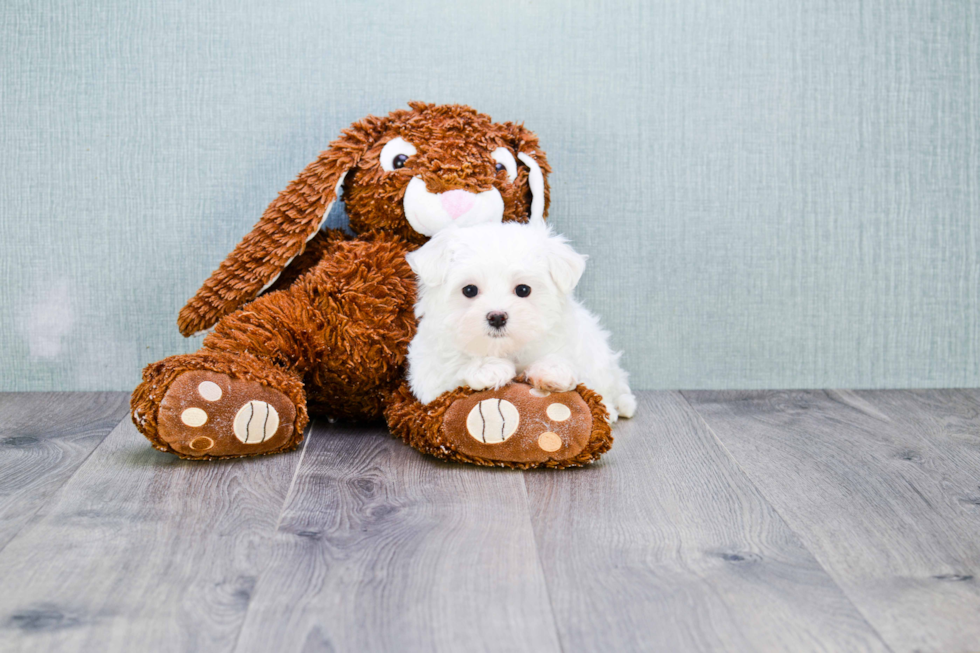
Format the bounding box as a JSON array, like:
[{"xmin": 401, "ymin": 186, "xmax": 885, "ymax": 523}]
[{"xmin": 131, "ymin": 102, "xmax": 613, "ymax": 469}]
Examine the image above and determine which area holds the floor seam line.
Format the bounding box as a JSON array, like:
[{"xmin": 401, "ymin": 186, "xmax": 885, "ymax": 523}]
[
  {"xmin": 229, "ymin": 419, "xmax": 313, "ymax": 653},
  {"xmin": 273, "ymin": 419, "xmax": 312, "ymax": 533},
  {"xmin": 521, "ymin": 471, "xmax": 566, "ymax": 653}
]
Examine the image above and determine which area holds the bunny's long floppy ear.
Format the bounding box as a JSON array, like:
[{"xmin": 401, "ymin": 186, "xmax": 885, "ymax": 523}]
[
  {"xmin": 177, "ymin": 115, "xmax": 391, "ymax": 336},
  {"xmin": 505, "ymin": 122, "xmax": 551, "ymax": 227}
]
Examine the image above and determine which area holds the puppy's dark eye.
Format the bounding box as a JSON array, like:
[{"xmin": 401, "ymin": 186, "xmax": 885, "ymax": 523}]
[
  {"xmin": 495, "ymin": 162, "xmax": 506, "ymax": 173},
  {"xmin": 515, "ymin": 284, "xmax": 531, "ymax": 298},
  {"xmin": 393, "ymin": 154, "xmax": 408, "ymax": 170},
  {"xmin": 462, "ymin": 285, "xmax": 479, "ymax": 298}
]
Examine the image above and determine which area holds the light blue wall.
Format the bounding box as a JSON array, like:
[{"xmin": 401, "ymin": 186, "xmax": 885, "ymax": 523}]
[{"xmin": 1, "ymin": 0, "xmax": 978, "ymax": 391}]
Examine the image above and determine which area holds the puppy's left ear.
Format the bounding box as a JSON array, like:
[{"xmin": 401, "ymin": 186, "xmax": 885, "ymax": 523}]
[
  {"xmin": 546, "ymin": 235, "xmax": 587, "ymax": 294},
  {"xmin": 406, "ymin": 230, "xmax": 458, "ymax": 288}
]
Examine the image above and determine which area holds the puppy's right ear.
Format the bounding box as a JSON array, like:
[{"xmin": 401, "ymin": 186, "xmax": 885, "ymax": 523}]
[
  {"xmin": 176, "ymin": 114, "xmax": 392, "ymax": 336},
  {"xmin": 405, "ymin": 229, "xmax": 458, "ymax": 289}
]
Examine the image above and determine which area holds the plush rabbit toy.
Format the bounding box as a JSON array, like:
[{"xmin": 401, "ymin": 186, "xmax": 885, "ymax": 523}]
[{"xmin": 131, "ymin": 102, "xmax": 613, "ymax": 468}]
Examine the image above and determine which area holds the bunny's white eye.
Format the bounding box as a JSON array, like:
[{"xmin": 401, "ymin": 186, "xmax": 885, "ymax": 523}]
[
  {"xmin": 380, "ymin": 137, "xmax": 417, "ymax": 172},
  {"xmin": 491, "ymin": 148, "xmax": 517, "ymax": 183}
]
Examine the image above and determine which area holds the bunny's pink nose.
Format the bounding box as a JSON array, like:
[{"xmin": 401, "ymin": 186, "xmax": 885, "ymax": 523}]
[{"xmin": 440, "ymin": 190, "xmax": 476, "ymax": 219}]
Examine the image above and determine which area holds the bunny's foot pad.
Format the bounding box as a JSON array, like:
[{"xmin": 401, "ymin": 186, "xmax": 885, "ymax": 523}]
[
  {"xmin": 156, "ymin": 371, "xmax": 299, "ymax": 459},
  {"xmin": 387, "ymin": 381, "xmax": 613, "ymax": 469}
]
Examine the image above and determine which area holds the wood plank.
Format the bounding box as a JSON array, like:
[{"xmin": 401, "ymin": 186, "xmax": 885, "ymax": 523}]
[
  {"xmin": 0, "ymin": 392, "xmax": 130, "ymax": 550},
  {"xmin": 684, "ymin": 389, "xmax": 980, "ymax": 653},
  {"xmin": 524, "ymin": 391, "xmax": 889, "ymax": 653},
  {"xmin": 233, "ymin": 421, "xmax": 562, "ymax": 653},
  {"xmin": 0, "ymin": 416, "xmax": 303, "ymax": 653}
]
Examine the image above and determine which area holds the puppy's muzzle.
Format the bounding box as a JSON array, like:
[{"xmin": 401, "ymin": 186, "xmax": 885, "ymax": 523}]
[{"xmin": 487, "ymin": 312, "xmax": 508, "ymax": 329}]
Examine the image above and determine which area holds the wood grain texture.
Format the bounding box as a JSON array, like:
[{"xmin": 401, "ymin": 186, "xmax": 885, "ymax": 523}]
[
  {"xmin": 524, "ymin": 391, "xmax": 889, "ymax": 653},
  {"xmin": 233, "ymin": 421, "xmax": 562, "ymax": 653},
  {"xmin": 4, "ymin": 390, "xmax": 980, "ymax": 652},
  {"xmin": 684, "ymin": 389, "xmax": 980, "ymax": 653},
  {"xmin": 0, "ymin": 416, "xmax": 303, "ymax": 653},
  {"xmin": 0, "ymin": 392, "xmax": 129, "ymax": 551}
]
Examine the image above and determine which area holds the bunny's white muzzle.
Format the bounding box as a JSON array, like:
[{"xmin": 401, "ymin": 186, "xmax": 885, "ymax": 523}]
[{"xmin": 403, "ymin": 177, "xmax": 504, "ymax": 236}]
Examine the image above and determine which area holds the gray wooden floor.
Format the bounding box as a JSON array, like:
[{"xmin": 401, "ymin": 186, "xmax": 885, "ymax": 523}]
[{"xmin": 1, "ymin": 391, "xmax": 979, "ymax": 653}]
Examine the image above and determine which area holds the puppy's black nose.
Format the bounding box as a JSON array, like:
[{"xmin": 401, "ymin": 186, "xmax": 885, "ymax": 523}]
[{"xmin": 487, "ymin": 312, "xmax": 508, "ymax": 329}]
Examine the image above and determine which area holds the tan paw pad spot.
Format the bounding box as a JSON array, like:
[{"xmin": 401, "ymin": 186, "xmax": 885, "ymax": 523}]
[
  {"xmin": 233, "ymin": 401, "xmax": 280, "ymax": 444},
  {"xmin": 538, "ymin": 432, "xmax": 562, "ymax": 452},
  {"xmin": 189, "ymin": 436, "xmax": 214, "ymax": 452},
  {"xmin": 180, "ymin": 407, "xmax": 208, "ymax": 427},
  {"xmin": 197, "ymin": 381, "xmax": 222, "ymax": 401},
  {"xmin": 529, "ymin": 387, "xmax": 551, "ymax": 397},
  {"xmin": 546, "ymin": 403, "xmax": 572, "ymax": 422},
  {"xmin": 466, "ymin": 399, "xmax": 520, "ymax": 444}
]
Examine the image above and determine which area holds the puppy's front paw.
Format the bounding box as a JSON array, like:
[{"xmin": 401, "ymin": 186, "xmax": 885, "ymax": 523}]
[
  {"xmin": 526, "ymin": 360, "xmax": 578, "ymax": 393},
  {"xmin": 463, "ymin": 358, "xmax": 517, "ymax": 391}
]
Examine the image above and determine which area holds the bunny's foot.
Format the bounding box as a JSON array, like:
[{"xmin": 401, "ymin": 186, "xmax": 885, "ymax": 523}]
[
  {"xmin": 385, "ymin": 381, "xmax": 613, "ymax": 469},
  {"xmin": 132, "ymin": 351, "xmax": 307, "ymax": 459}
]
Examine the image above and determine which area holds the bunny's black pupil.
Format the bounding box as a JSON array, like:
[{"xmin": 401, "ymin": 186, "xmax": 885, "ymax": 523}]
[
  {"xmin": 462, "ymin": 285, "xmax": 479, "ymax": 298},
  {"xmin": 495, "ymin": 162, "xmax": 505, "ymax": 172},
  {"xmin": 515, "ymin": 284, "xmax": 531, "ymax": 297},
  {"xmin": 393, "ymin": 154, "xmax": 408, "ymax": 169}
]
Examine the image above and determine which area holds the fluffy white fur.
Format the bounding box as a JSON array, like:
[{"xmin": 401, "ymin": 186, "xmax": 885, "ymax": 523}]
[{"xmin": 406, "ymin": 221, "xmax": 637, "ymax": 422}]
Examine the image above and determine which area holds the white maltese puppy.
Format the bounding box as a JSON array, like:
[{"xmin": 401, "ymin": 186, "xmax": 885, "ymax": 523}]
[{"xmin": 406, "ymin": 221, "xmax": 637, "ymax": 422}]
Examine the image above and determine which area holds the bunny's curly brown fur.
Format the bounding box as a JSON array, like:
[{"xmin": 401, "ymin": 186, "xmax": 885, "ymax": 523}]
[
  {"xmin": 176, "ymin": 102, "xmax": 548, "ymax": 336},
  {"xmin": 131, "ymin": 102, "xmax": 613, "ymax": 468}
]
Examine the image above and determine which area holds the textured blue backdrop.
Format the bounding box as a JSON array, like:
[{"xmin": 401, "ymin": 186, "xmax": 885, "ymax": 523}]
[{"xmin": 1, "ymin": 0, "xmax": 978, "ymax": 390}]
